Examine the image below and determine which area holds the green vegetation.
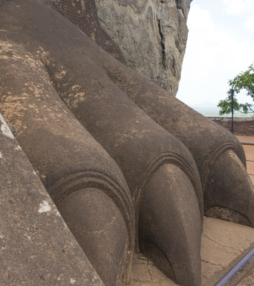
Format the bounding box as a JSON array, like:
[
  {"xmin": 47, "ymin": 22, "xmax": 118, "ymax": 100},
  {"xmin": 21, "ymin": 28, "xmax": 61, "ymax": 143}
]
[{"xmin": 218, "ymin": 63, "xmax": 254, "ymax": 116}]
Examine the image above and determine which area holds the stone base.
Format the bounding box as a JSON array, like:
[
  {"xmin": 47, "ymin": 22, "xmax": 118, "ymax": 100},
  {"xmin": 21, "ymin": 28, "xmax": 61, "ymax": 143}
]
[
  {"xmin": 130, "ymin": 217, "xmax": 254, "ymax": 286},
  {"xmin": 209, "ymin": 117, "xmax": 254, "ymax": 136}
]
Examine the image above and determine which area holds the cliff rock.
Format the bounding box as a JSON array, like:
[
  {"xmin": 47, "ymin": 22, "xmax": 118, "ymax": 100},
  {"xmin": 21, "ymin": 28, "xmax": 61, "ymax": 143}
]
[
  {"xmin": 37, "ymin": 0, "xmax": 127, "ymax": 65},
  {"xmin": 95, "ymin": 0, "xmax": 192, "ymax": 95}
]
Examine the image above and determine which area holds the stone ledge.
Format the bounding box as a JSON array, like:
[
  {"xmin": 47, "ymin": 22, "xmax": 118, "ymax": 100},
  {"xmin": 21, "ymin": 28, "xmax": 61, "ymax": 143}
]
[{"xmin": 208, "ymin": 117, "xmax": 254, "ymax": 136}]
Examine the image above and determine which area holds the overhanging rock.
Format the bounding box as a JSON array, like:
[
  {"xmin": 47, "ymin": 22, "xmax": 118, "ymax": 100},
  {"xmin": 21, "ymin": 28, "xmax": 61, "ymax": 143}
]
[{"xmin": 94, "ymin": 0, "xmax": 192, "ymax": 95}]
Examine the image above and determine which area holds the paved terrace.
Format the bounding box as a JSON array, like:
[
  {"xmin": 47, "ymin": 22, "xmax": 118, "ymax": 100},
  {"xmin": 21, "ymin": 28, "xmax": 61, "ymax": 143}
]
[{"xmin": 129, "ymin": 136, "xmax": 254, "ymax": 286}]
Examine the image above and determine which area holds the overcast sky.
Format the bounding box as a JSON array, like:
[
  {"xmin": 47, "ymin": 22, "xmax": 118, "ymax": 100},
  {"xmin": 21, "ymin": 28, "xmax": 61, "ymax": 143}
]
[{"xmin": 176, "ymin": 0, "xmax": 254, "ymax": 107}]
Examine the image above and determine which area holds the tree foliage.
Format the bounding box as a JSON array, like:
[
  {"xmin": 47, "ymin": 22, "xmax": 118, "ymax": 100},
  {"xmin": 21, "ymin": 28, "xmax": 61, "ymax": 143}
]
[{"xmin": 218, "ymin": 63, "xmax": 254, "ymax": 115}]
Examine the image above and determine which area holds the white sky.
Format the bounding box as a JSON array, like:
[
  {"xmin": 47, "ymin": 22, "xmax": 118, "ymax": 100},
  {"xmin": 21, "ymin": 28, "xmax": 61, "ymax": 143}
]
[{"xmin": 176, "ymin": 0, "xmax": 254, "ymax": 106}]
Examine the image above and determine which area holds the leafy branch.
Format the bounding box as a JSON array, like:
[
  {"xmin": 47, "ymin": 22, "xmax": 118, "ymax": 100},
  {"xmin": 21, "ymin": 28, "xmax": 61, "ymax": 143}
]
[{"xmin": 218, "ymin": 63, "xmax": 254, "ymax": 115}]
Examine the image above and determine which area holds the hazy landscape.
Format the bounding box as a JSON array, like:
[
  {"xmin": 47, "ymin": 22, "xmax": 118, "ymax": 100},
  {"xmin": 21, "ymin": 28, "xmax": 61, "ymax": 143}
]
[{"xmin": 189, "ymin": 101, "xmax": 254, "ymax": 117}]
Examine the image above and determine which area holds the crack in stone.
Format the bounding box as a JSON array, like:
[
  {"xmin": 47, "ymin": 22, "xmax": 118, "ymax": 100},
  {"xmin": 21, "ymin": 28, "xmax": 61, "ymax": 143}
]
[
  {"xmin": 201, "ymin": 259, "xmax": 221, "ymax": 268},
  {"xmin": 83, "ymin": 216, "xmax": 117, "ymax": 235},
  {"xmin": 157, "ymin": 18, "xmax": 166, "ymax": 69},
  {"xmin": 147, "ymin": 259, "xmax": 152, "ymax": 280},
  {"xmin": 203, "ymin": 233, "xmax": 241, "ymax": 252}
]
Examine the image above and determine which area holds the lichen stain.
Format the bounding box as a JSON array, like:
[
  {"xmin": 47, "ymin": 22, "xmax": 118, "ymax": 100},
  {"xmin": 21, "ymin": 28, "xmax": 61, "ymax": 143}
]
[
  {"xmin": 0, "ymin": 101, "xmax": 28, "ymax": 130},
  {"xmin": 55, "ymin": 70, "xmax": 66, "ymax": 79},
  {"xmin": 0, "ymin": 41, "xmax": 13, "ymax": 54},
  {"xmin": 81, "ymin": 0, "xmax": 85, "ymax": 11},
  {"xmin": 71, "ymin": 85, "xmax": 81, "ymax": 91},
  {"xmin": 38, "ymin": 200, "xmax": 52, "ymax": 213}
]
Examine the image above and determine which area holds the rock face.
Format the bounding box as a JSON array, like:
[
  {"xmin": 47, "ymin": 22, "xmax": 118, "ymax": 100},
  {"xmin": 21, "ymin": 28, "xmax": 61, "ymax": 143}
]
[
  {"xmin": 94, "ymin": 0, "xmax": 192, "ymax": 95},
  {"xmin": 39, "ymin": 0, "xmax": 127, "ymax": 65}
]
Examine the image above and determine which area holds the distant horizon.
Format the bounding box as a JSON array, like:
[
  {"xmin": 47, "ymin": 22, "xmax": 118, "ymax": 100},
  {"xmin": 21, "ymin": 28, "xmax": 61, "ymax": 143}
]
[
  {"xmin": 188, "ymin": 101, "xmax": 254, "ymax": 117},
  {"xmin": 189, "ymin": 101, "xmax": 220, "ymax": 107}
]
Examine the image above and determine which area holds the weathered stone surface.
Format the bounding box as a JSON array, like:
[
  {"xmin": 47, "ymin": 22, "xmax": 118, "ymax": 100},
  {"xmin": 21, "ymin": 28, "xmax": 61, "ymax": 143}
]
[
  {"xmin": 32, "ymin": 0, "xmax": 253, "ymax": 234},
  {"xmin": 37, "ymin": 0, "xmax": 127, "ymax": 65},
  {"xmin": 130, "ymin": 253, "xmax": 177, "ymax": 286},
  {"xmin": 99, "ymin": 50, "xmax": 254, "ymax": 228},
  {"xmin": 95, "ymin": 0, "xmax": 192, "ymax": 95},
  {"xmin": 0, "ymin": 7, "xmax": 135, "ymax": 284},
  {"xmin": 130, "ymin": 217, "xmax": 254, "ymax": 286},
  {"xmin": 0, "ymin": 114, "xmax": 104, "ymax": 286},
  {"xmin": 139, "ymin": 164, "xmax": 201, "ymax": 285},
  {"xmin": 237, "ymin": 135, "xmax": 254, "ymax": 184},
  {"xmin": 201, "ymin": 217, "xmax": 254, "ymax": 286},
  {"xmin": 209, "ymin": 117, "xmax": 254, "ymax": 136},
  {"xmin": 204, "ymin": 150, "xmax": 253, "ymax": 226},
  {"xmin": 0, "ymin": 1, "xmax": 203, "ymax": 285},
  {"xmin": 237, "ymin": 268, "xmax": 254, "ymax": 286},
  {"xmin": 2, "ymin": 0, "xmax": 253, "ymax": 285}
]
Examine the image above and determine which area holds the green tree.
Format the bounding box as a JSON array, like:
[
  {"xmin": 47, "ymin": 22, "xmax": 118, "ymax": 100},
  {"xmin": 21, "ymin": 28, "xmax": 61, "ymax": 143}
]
[{"xmin": 218, "ymin": 63, "xmax": 254, "ymax": 115}]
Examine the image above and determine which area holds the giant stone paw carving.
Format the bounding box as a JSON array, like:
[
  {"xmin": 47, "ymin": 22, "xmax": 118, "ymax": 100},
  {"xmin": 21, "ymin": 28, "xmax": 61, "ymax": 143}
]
[{"xmin": 0, "ymin": 1, "xmax": 252, "ymax": 286}]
